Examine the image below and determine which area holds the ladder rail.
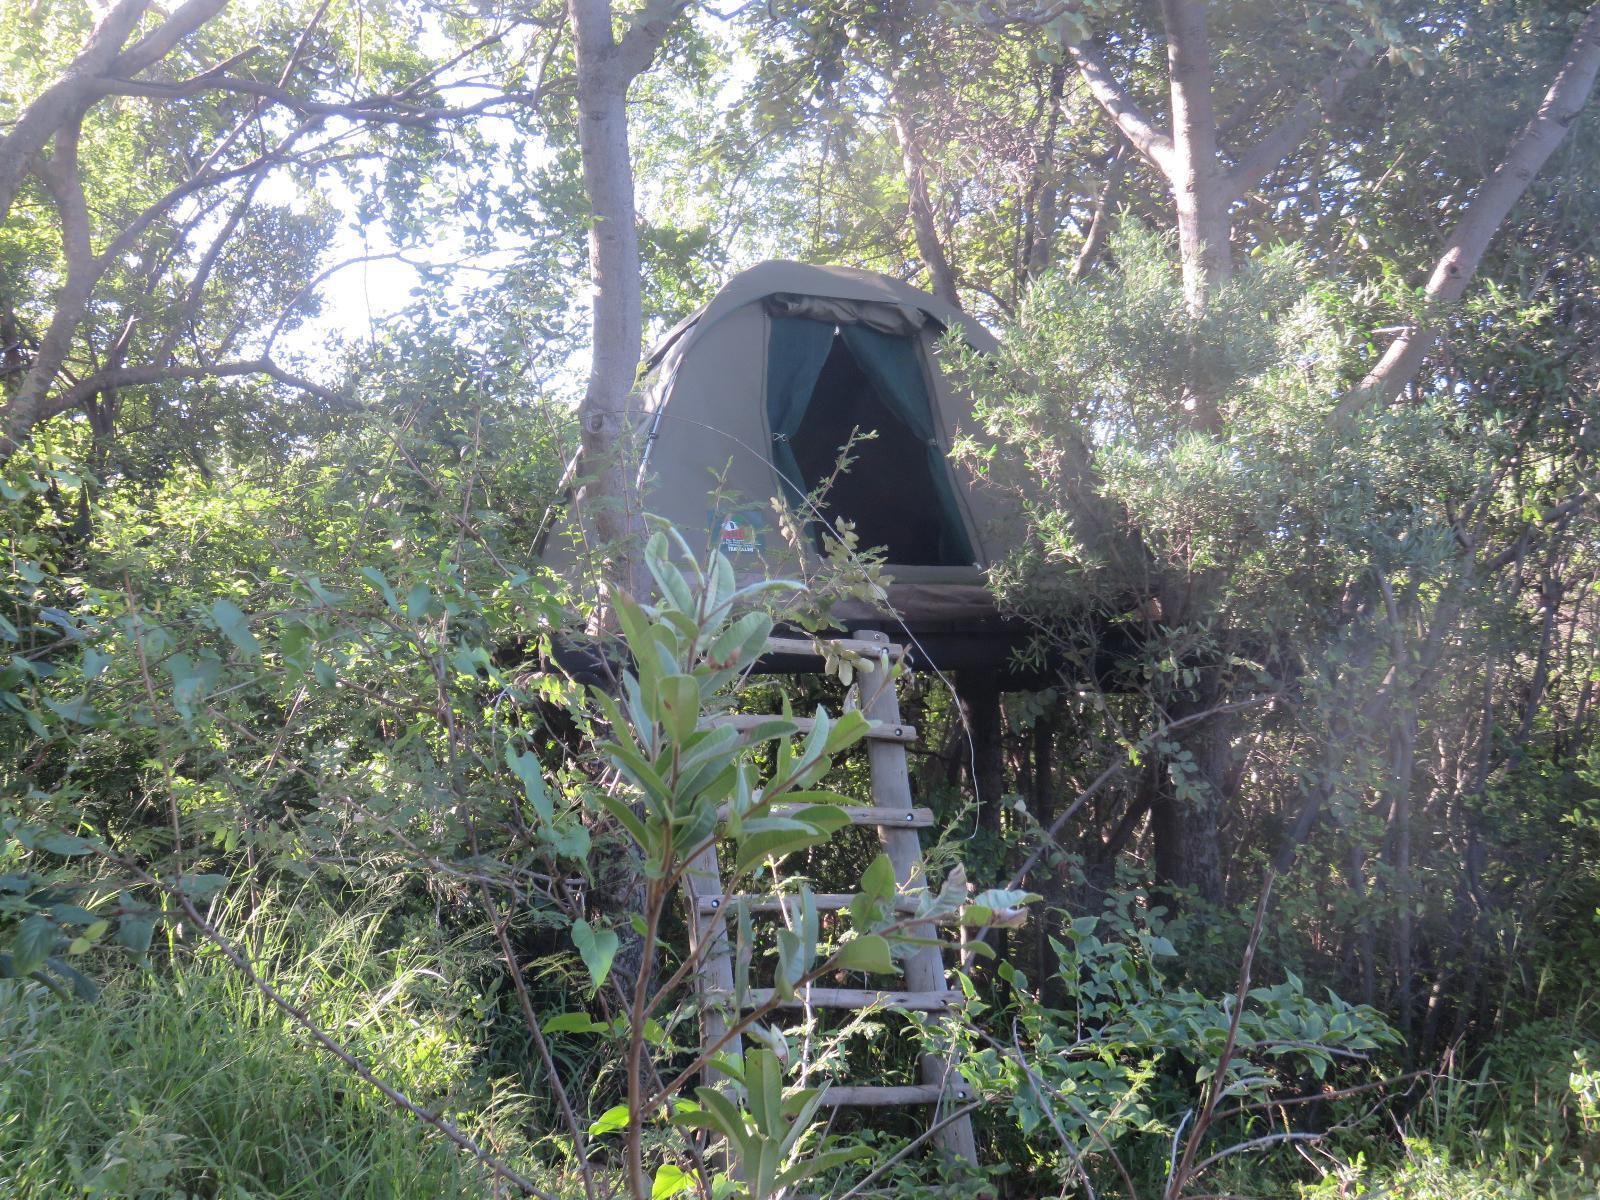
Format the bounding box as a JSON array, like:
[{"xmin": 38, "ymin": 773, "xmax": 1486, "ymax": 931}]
[
  {"xmin": 681, "ymin": 628, "xmax": 980, "ymax": 1166},
  {"xmin": 856, "ymin": 628, "xmax": 980, "ymax": 1164}
]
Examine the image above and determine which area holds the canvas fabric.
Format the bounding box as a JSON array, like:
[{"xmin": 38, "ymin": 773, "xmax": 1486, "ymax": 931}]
[{"xmin": 545, "ymin": 261, "xmax": 1018, "ymax": 628}]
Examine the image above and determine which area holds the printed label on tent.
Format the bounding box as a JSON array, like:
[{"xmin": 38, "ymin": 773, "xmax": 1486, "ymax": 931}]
[{"xmin": 713, "ymin": 511, "xmax": 764, "ymax": 555}]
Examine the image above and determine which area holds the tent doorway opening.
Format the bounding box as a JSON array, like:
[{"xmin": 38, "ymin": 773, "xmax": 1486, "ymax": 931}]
[{"xmin": 777, "ymin": 324, "xmax": 975, "ymax": 567}]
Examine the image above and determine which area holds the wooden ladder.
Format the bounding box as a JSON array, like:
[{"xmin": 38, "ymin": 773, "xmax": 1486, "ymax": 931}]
[{"xmin": 682, "ymin": 628, "xmax": 979, "ymax": 1164}]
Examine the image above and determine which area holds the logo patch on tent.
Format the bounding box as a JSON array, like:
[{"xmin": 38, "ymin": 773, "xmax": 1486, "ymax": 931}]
[{"xmin": 713, "ymin": 512, "xmax": 764, "ymax": 555}]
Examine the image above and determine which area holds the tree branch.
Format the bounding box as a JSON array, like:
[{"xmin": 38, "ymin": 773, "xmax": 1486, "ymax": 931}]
[
  {"xmin": 100, "ymin": 72, "xmax": 565, "ymax": 127},
  {"xmin": 154, "ymin": 0, "xmax": 332, "ymax": 366},
  {"xmin": 1063, "ymin": 35, "xmax": 1175, "ymax": 176},
  {"xmin": 1071, "ymin": 143, "xmax": 1128, "ymax": 281},
  {"xmin": 57, "ymin": 358, "xmax": 352, "ymax": 412},
  {"xmin": 0, "ymin": 358, "xmax": 353, "ymax": 460},
  {"xmin": 1223, "ymin": 42, "xmax": 1375, "ymax": 201},
  {"xmin": 2, "ymin": 123, "xmax": 98, "ymax": 459},
  {"xmin": 111, "ymin": 0, "xmax": 227, "ymax": 76},
  {"xmin": 613, "ymin": 0, "xmax": 693, "ymax": 82},
  {"xmin": 1338, "ymin": 4, "xmax": 1600, "ymax": 416},
  {"xmin": 0, "ymin": 0, "xmax": 149, "ymax": 221}
]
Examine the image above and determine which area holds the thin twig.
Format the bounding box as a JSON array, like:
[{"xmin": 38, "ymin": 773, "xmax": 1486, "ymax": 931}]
[{"xmin": 1165, "ymin": 869, "xmax": 1277, "ymax": 1200}]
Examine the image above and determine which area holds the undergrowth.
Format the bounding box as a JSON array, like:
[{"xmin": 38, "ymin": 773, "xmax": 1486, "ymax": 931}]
[{"xmin": 0, "ymin": 887, "xmax": 542, "ymax": 1200}]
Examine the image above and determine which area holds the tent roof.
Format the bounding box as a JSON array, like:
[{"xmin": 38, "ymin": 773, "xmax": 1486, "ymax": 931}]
[{"xmin": 646, "ymin": 261, "xmax": 998, "ymax": 374}]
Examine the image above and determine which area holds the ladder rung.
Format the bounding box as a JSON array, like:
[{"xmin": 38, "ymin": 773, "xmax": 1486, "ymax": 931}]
[
  {"xmin": 707, "ymin": 714, "xmax": 918, "ymax": 743},
  {"xmin": 817, "ymin": 1083, "xmax": 976, "ymax": 1106},
  {"xmin": 728, "ymin": 987, "xmax": 960, "ymax": 1012},
  {"xmin": 763, "ymin": 636, "xmax": 910, "ymax": 661},
  {"xmin": 696, "ymin": 893, "xmax": 934, "ymax": 916},
  {"xmin": 714, "ymin": 803, "xmax": 931, "ymax": 828},
  {"xmin": 694, "ymin": 893, "xmax": 1026, "ymax": 929}
]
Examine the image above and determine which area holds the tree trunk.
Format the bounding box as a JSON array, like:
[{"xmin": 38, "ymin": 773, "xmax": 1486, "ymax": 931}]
[
  {"xmin": 1024, "ymin": 62, "xmax": 1068, "ymax": 280},
  {"xmin": 1070, "ymin": 145, "xmax": 1127, "ymax": 282},
  {"xmin": 567, "ymin": 0, "xmax": 649, "ymax": 565},
  {"xmin": 1150, "ymin": 685, "xmax": 1228, "ymax": 906},
  {"xmin": 889, "ymin": 75, "xmax": 960, "ymax": 309},
  {"xmin": 1158, "ymin": 0, "xmax": 1232, "ymax": 312},
  {"xmin": 2, "ymin": 124, "xmax": 94, "ymax": 459},
  {"xmin": 0, "ymin": 0, "xmax": 149, "ymax": 222},
  {"xmin": 963, "ymin": 670, "xmax": 1006, "ymax": 841}
]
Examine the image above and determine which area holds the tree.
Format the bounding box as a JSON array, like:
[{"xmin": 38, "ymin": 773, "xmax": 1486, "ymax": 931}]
[
  {"xmin": 0, "ymin": 0, "xmax": 561, "ymax": 470},
  {"xmin": 565, "ymin": 0, "xmax": 693, "ymax": 565},
  {"xmin": 938, "ymin": 0, "xmax": 1600, "ymax": 901}
]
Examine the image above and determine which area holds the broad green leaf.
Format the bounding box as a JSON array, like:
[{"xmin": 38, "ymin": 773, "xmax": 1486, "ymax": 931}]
[
  {"xmin": 651, "ymin": 1164, "xmax": 692, "ymax": 1200},
  {"xmin": 775, "ymin": 929, "xmax": 808, "ymax": 992},
  {"xmin": 177, "ymin": 874, "xmax": 229, "ymax": 899},
  {"xmin": 657, "ymin": 673, "xmax": 701, "ymax": 745},
  {"xmin": 116, "ymin": 914, "xmax": 157, "ymax": 953},
  {"xmin": 359, "ymin": 567, "xmax": 401, "ymax": 612},
  {"xmin": 588, "ymin": 1103, "xmax": 630, "ymax": 1136},
  {"xmin": 597, "ymin": 793, "xmax": 651, "ymax": 852},
  {"xmin": 543, "ymin": 818, "xmax": 591, "ymax": 860},
  {"xmin": 36, "ymin": 831, "xmax": 96, "ymax": 856},
  {"xmin": 43, "ymin": 694, "xmax": 97, "ymax": 726},
  {"xmin": 506, "ymin": 747, "xmax": 554, "ymax": 823},
  {"xmin": 833, "ymin": 934, "xmax": 897, "ymax": 975},
  {"xmin": 10, "ymin": 914, "xmax": 57, "ymax": 977},
  {"xmin": 572, "ymin": 919, "xmax": 619, "ymax": 994},
  {"xmin": 212, "ymin": 598, "xmax": 260, "ymax": 658},
  {"xmin": 542, "ymin": 1012, "xmax": 606, "ymax": 1034},
  {"xmin": 860, "ymin": 853, "xmax": 896, "ymax": 901}
]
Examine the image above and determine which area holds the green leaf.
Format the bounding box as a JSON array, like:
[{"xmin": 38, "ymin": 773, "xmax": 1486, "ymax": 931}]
[
  {"xmin": 572, "ymin": 919, "xmax": 619, "ymax": 994},
  {"xmin": 11, "ymin": 914, "xmax": 57, "ymax": 977},
  {"xmin": 177, "ymin": 873, "xmax": 229, "ymax": 899},
  {"xmin": 597, "ymin": 793, "xmax": 651, "ymax": 852},
  {"xmin": 656, "ymin": 673, "xmax": 701, "ymax": 745},
  {"xmin": 506, "ymin": 747, "xmax": 554, "ymax": 823},
  {"xmin": 833, "ymin": 933, "xmax": 897, "ymax": 975},
  {"xmin": 542, "ymin": 1012, "xmax": 606, "ymax": 1034},
  {"xmin": 651, "ymin": 1164, "xmax": 692, "ymax": 1200},
  {"xmin": 544, "ymin": 821, "xmax": 591, "ymax": 861},
  {"xmin": 116, "ymin": 914, "xmax": 157, "ymax": 953},
  {"xmin": 36, "ymin": 831, "xmax": 96, "ymax": 857},
  {"xmin": 775, "ymin": 929, "xmax": 808, "ymax": 992},
  {"xmin": 360, "ymin": 566, "xmax": 401, "ymax": 612},
  {"xmin": 970, "ymin": 888, "xmax": 1041, "ymax": 911},
  {"xmin": 404, "ymin": 582, "xmax": 433, "ymax": 620},
  {"xmin": 707, "ymin": 611, "xmax": 771, "ymax": 669},
  {"xmin": 212, "ymin": 598, "xmax": 260, "ymax": 658},
  {"xmin": 589, "ymin": 1103, "xmax": 630, "ymax": 1136},
  {"xmin": 860, "ymin": 853, "xmax": 896, "ymax": 902},
  {"xmin": 729, "ymin": 805, "xmax": 850, "ymax": 871},
  {"xmin": 43, "ymin": 694, "xmax": 97, "ymax": 726}
]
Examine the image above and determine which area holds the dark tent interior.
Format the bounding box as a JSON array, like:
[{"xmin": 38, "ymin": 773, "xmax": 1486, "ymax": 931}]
[{"xmin": 782, "ymin": 327, "xmax": 971, "ymax": 567}]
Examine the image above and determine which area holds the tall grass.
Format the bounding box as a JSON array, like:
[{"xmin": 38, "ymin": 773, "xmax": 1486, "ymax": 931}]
[
  {"xmin": 0, "ymin": 886, "xmax": 540, "ymax": 1199},
  {"xmin": 1292, "ymin": 1007, "xmax": 1600, "ymax": 1200}
]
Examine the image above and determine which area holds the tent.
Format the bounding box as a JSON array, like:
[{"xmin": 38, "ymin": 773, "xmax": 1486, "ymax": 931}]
[{"xmin": 547, "ymin": 261, "xmax": 1025, "ymax": 664}]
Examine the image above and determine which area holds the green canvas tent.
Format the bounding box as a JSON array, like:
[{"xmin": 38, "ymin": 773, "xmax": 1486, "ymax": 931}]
[{"xmin": 546, "ymin": 261, "xmax": 1023, "ymax": 661}]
